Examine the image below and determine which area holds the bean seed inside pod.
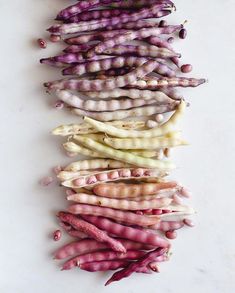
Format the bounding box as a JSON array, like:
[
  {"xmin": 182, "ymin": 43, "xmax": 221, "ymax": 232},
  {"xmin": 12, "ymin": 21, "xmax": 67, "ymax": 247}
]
[
  {"xmin": 96, "ymin": 173, "xmax": 108, "ymax": 181},
  {"xmin": 132, "ymin": 168, "xmax": 144, "ymax": 177},
  {"xmin": 109, "ymin": 171, "xmax": 119, "ymax": 179},
  {"xmin": 74, "ymin": 178, "xmax": 86, "ymax": 186},
  {"xmin": 86, "ymin": 175, "xmax": 97, "ymax": 184},
  {"xmin": 119, "ymin": 169, "xmax": 131, "ymax": 177}
]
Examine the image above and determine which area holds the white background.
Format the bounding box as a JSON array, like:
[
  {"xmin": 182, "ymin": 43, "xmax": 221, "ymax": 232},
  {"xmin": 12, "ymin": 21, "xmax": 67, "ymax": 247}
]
[{"xmin": 0, "ymin": 1, "xmax": 235, "ymax": 292}]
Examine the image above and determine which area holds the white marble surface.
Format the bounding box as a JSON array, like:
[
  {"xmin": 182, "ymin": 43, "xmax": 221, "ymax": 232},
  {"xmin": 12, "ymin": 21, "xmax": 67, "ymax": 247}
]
[{"xmin": 0, "ymin": 1, "xmax": 235, "ymax": 292}]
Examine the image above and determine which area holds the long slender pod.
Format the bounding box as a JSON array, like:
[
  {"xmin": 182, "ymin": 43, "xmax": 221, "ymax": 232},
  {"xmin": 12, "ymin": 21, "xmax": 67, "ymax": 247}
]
[
  {"xmin": 72, "ymin": 136, "xmax": 175, "ymax": 169},
  {"xmin": 72, "ymin": 103, "xmax": 178, "ymax": 121},
  {"xmin": 45, "ymin": 60, "xmax": 158, "ymax": 91},
  {"xmin": 67, "ymin": 193, "xmax": 172, "ymax": 211},
  {"xmin": 68, "ymin": 204, "xmax": 159, "ymax": 226},
  {"xmin": 82, "ymin": 216, "xmax": 170, "ymax": 247}
]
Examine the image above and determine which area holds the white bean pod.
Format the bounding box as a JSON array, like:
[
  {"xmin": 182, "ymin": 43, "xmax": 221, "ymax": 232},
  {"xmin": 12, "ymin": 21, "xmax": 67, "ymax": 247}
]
[
  {"xmin": 54, "ymin": 89, "xmax": 157, "ymax": 111},
  {"xmin": 85, "ymin": 89, "xmax": 176, "ymax": 104},
  {"xmin": 161, "ymin": 204, "xmax": 195, "ymax": 213},
  {"xmin": 103, "ymin": 136, "xmax": 188, "ymax": 150},
  {"xmin": 72, "ymin": 103, "xmax": 178, "ymax": 121},
  {"xmin": 67, "ymin": 193, "xmax": 173, "ymax": 211},
  {"xmin": 158, "ymin": 211, "xmax": 195, "ymax": 221},
  {"xmin": 65, "ymin": 159, "xmax": 134, "ymax": 172},
  {"xmin": 73, "ymin": 136, "xmax": 175, "ymax": 169},
  {"xmin": 61, "ymin": 168, "xmax": 168, "ymax": 188},
  {"xmin": 52, "ymin": 121, "xmax": 145, "ymax": 136},
  {"xmin": 83, "ymin": 100, "xmax": 186, "ymax": 137}
]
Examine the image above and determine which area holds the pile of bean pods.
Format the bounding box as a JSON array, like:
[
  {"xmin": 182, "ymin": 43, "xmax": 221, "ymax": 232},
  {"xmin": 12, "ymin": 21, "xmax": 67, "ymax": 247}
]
[{"xmin": 39, "ymin": 0, "xmax": 205, "ymax": 286}]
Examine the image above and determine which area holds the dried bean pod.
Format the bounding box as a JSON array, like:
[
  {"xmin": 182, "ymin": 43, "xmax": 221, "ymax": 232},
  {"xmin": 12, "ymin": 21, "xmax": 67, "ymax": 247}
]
[{"xmin": 72, "ymin": 103, "xmax": 178, "ymax": 121}]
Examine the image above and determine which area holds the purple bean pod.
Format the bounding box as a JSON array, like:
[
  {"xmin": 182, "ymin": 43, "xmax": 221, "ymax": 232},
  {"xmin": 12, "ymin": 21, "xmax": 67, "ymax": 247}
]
[
  {"xmin": 105, "ymin": 247, "xmax": 167, "ymax": 285},
  {"xmin": 40, "ymin": 57, "xmax": 68, "ymax": 68},
  {"xmin": 87, "ymin": 25, "xmax": 182, "ymax": 57},
  {"xmin": 107, "ymin": 20, "xmax": 158, "ymax": 30},
  {"xmin": 48, "ymin": 4, "xmax": 173, "ymax": 35},
  {"xmin": 44, "ymin": 60, "xmax": 158, "ymax": 91},
  {"xmin": 66, "ymin": 8, "xmax": 132, "ymax": 24},
  {"xmin": 56, "ymin": 0, "xmax": 123, "ymax": 21},
  {"xmin": 111, "ymin": 0, "xmax": 174, "ymax": 8}
]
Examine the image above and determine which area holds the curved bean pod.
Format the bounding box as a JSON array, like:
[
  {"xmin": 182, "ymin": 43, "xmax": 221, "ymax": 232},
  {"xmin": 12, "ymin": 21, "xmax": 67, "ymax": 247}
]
[
  {"xmin": 105, "ymin": 247, "xmax": 167, "ymax": 285},
  {"xmin": 82, "ymin": 216, "xmax": 170, "ymax": 248},
  {"xmin": 63, "ymin": 56, "xmax": 176, "ymax": 78},
  {"xmin": 72, "ymin": 103, "xmax": 178, "ymax": 121},
  {"xmin": 73, "ymin": 136, "xmax": 175, "ymax": 169},
  {"xmin": 56, "ymin": 0, "xmax": 123, "ymax": 21},
  {"xmin": 48, "ymin": 4, "xmax": 173, "ymax": 35},
  {"xmin": 54, "ymin": 239, "xmax": 154, "ymax": 260},
  {"xmin": 93, "ymin": 182, "xmax": 178, "ymax": 198},
  {"xmin": 59, "ymin": 221, "xmax": 88, "ymax": 239},
  {"xmin": 104, "ymin": 136, "xmax": 188, "ymax": 150},
  {"xmin": 68, "ymin": 204, "xmax": 159, "ymax": 226},
  {"xmin": 57, "ymin": 212, "xmax": 126, "ymax": 253},
  {"xmin": 87, "ymin": 26, "xmax": 182, "ymax": 57},
  {"xmin": 64, "ymin": 159, "xmax": 133, "ymax": 172},
  {"xmin": 67, "ymin": 193, "xmax": 172, "ymax": 211},
  {"xmin": 83, "ymin": 100, "xmax": 185, "ymax": 137},
  {"xmin": 53, "ymin": 89, "xmax": 156, "ymax": 111},
  {"xmin": 62, "ymin": 249, "xmax": 146, "ymax": 270},
  {"xmin": 45, "ymin": 60, "xmax": 158, "ymax": 91}
]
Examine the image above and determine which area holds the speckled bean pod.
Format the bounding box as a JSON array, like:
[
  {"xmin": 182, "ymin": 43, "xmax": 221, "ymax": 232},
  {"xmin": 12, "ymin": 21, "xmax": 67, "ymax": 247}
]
[
  {"xmin": 73, "ymin": 136, "xmax": 175, "ymax": 169},
  {"xmin": 61, "ymin": 168, "xmax": 168, "ymax": 188},
  {"xmin": 87, "ymin": 25, "xmax": 182, "ymax": 57},
  {"xmin": 83, "ymin": 100, "xmax": 185, "ymax": 137},
  {"xmin": 48, "ymin": 4, "xmax": 173, "ymax": 34},
  {"xmin": 149, "ymin": 220, "xmax": 185, "ymax": 231},
  {"xmin": 67, "ymin": 193, "xmax": 172, "ymax": 211},
  {"xmin": 82, "ymin": 216, "xmax": 170, "ymax": 248},
  {"xmin": 63, "ymin": 56, "xmax": 176, "ymax": 78},
  {"xmin": 63, "ymin": 142, "xmax": 106, "ymax": 159},
  {"xmin": 68, "ymin": 204, "xmax": 159, "ymax": 226},
  {"xmin": 72, "ymin": 103, "xmax": 178, "ymax": 121},
  {"xmin": 56, "ymin": 0, "xmax": 123, "ymax": 21},
  {"xmin": 45, "ymin": 60, "xmax": 158, "ymax": 91},
  {"xmin": 54, "ymin": 89, "xmax": 156, "ymax": 111},
  {"xmin": 93, "ymin": 181, "xmax": 178, "ymax": 198}
]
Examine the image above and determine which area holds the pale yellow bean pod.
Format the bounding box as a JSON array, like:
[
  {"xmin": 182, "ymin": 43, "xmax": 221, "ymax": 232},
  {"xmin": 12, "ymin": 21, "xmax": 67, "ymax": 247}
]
[{"xmin": 84, "ymin": 100, "xmax": 186, "ymax": 137}]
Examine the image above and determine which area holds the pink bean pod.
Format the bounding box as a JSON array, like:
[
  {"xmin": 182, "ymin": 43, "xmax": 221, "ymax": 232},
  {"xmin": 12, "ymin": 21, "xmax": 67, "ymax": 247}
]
[
  {"xmin": 105, "ymin": 247, "xmax": 167, "ymax": 285},
  {"xmin": 62, "ymin": 249, "xmax": 146, "ymax": 270},
  {"xmin": 54, "ymin": 239, "xmax": 154, "ymax": 260},
  {"xmin": 68, "ymin": 204, "xmax": 160, "ymax": 226},
  {"xmin": 148, "ymin": 254, "xmax": 169, "ymax": 272},
  {"xmin": 56, "ymin": 0, "xmax": 123, "ymax": 21},
  {"xmin": 87, "ymin": 25, "xmax": 182, "ymax": 57},
  {"xmin": 67, "ymin": 193, "xmax": 172, "ymax": 211},
  {"xmin": 80, "ymin": 260, "xmax": 151, "ymax": 273},
  {"xmin": 57, "ymin": 212, "xmax": 126, "ymax": 253},
  {"xmin": 82, "ymin": 216, "xmax": 170, "ymax": 248},
  {"xmin": 149, "ymin": 221, "xmax": 185, "ymax": 231},
  {"xmin": 44, "ymin": 60, "xmax": 158, "ymax": 91},
  {"xmin": 48, "ymin": 4, "xmax": 173, "ymax": 35},
  {"xmin": 93, "ymin": 181, "xmax": 179, "ymax": 198},
  {"xmin": 59, "ymin": 221, "xmax": 89, "ymax": 239}
]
